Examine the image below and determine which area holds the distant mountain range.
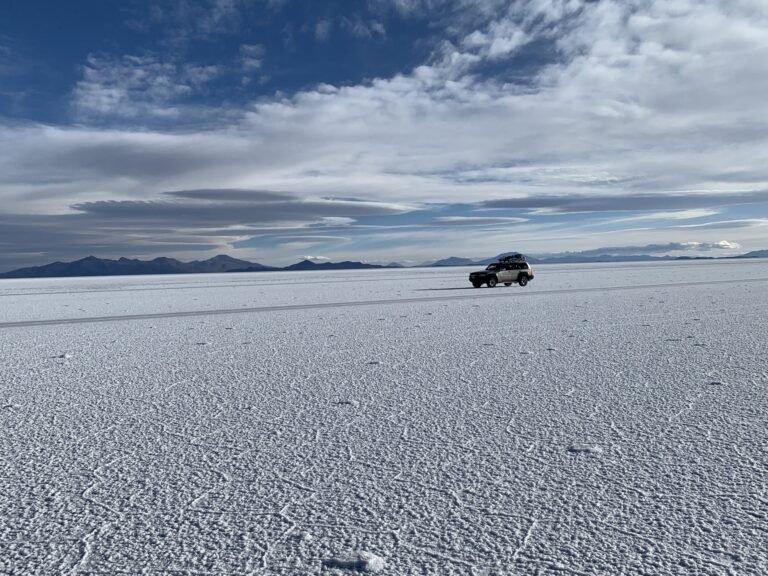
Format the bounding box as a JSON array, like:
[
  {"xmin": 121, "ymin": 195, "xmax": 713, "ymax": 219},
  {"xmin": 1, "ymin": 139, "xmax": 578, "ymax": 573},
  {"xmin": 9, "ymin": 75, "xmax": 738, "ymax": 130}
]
[
  {"xmin": 282, "ymin": 260, "xmax": 398, "ymax": 271},
  {"xmin": 429, "ymin": 252, "xmax": 544, "ymax": 266},
  {"xmin": 428, "ymin": 249, "xmax": 768, "ymax": 267},
  {"xmin": 429, "ymin": 256, "xmax": 479, "ymax": 267},
  {"xmin": 0, "ymin": 255, "xmax": 397, "ymax": 279},
  {"xmin": 230, "ymin": 258, "xmax": 397, "ymax": 273},
  {"xmin": 1, "ymin": 249, "xmax": 766, "ymax": 279},
  {"xmin": 736, "ymin": 249, "xmax": 768, "ymax": 259}
]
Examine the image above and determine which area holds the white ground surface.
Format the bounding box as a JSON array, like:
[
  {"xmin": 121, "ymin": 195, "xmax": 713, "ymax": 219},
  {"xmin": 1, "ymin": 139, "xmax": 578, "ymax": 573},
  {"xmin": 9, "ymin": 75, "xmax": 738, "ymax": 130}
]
[{"xmin": 1, "ymin": 260, "xmax": 766, "ymax": 575}]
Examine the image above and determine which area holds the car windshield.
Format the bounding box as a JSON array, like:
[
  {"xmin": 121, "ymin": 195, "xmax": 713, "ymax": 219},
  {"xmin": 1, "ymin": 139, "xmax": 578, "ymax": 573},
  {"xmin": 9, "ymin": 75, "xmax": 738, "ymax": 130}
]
[{"xmin": 486, "ymin": 264, "xmax": 499, "ymax": 271}]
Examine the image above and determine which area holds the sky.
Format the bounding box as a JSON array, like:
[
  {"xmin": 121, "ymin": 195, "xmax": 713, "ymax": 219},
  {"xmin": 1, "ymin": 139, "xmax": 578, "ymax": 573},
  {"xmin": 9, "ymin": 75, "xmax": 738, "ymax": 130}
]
[{"xmin": 1, "ymin": 0, "xmax": 768, "ymax": 270}]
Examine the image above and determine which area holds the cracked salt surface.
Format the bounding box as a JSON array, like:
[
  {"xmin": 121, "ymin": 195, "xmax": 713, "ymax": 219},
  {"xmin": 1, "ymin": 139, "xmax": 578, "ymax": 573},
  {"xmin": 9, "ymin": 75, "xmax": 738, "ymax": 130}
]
[{"xmin": 1, "ymin": 261, "xmax": 767, "ymax": 575}]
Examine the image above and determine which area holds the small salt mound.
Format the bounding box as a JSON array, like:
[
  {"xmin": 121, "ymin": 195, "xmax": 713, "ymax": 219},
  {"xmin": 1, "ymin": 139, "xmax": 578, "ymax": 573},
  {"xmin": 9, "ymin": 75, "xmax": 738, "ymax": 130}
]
[
  {"xmin": 323, "ymin": 551, "xmax": 385, "ymax": 573},
  {"xmin": 292, "ymin": 531, "xmax": 313, "ymax": 542},
  {"xmin": 567, "ymin": 444, "xmax": 603, "ymax": 455}
]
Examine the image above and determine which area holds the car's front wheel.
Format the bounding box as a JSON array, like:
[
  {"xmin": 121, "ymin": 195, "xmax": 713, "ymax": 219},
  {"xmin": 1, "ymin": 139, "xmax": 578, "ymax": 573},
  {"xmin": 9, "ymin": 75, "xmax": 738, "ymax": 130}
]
[
  {"xmin": 487, "ymin": 277, "xmax": 498, "ymax": 287},
  {"xmin": 518, "ymin": 275, "xmax": 529, "ymax": 287},
  {"xmin": 472, "ymin": 281, "xmax": 482, "ymax": 288}
]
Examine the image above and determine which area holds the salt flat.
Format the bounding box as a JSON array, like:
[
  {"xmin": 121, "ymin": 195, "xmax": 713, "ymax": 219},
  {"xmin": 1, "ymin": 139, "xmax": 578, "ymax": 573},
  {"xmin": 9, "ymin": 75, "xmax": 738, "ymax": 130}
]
[{"xmin": 1, "ymin": 261, "xmax": 766, "ymax": 575}]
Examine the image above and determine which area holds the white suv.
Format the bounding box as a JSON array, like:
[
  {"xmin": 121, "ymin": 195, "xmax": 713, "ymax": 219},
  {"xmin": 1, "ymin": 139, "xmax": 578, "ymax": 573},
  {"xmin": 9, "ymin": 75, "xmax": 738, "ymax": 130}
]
[{"xmin": 469, "ymin": 257, "xmax": 534, "ymax": 288}]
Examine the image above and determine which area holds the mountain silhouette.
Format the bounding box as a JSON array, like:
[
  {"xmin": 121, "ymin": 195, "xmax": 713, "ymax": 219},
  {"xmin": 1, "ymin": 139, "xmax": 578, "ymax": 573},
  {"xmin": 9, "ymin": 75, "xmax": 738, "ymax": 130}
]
[{"xmin": 0, "ymin": 255, "xmax": 277, "ymax": 278}]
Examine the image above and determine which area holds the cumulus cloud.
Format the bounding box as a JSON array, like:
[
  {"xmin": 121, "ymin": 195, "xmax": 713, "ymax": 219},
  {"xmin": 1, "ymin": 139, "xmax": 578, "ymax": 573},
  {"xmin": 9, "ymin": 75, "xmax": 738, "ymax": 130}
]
[
  {"xmin": 62, "ymin": 1, "xmax": 768, "ymax": 203},
  {"xmin": 707, "ymin": 240, "xmax": 741, "ymax": 250},
  {"xmin": 461, "ymin": 18, "xmax": 528, "ymax": 59}
]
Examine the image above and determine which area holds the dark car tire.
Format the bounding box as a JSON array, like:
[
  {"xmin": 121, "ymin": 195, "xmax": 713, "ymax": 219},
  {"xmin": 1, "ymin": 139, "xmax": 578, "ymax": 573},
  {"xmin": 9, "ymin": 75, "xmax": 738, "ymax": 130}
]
[
  {"xmin": 487, "ymin": 277, "xmax": 498, "ymax": 288},
  {"xmin": 518, "ymin": 275, "xmax": 528, "ymax": 287},
  {"xmin": 504, "ymin": 283, "xmax": 512, "ymax": 286},
  {"xmin": 472, "ymin": 282, "xmax": 482, "ymax": 288}
]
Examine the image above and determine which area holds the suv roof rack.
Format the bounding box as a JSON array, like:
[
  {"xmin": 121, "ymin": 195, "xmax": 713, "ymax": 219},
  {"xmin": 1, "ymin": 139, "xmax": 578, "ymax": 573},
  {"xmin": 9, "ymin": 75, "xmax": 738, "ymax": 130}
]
[{"xmin": 498, "ymin": 254, "xmax": 526, "ymax": 262}]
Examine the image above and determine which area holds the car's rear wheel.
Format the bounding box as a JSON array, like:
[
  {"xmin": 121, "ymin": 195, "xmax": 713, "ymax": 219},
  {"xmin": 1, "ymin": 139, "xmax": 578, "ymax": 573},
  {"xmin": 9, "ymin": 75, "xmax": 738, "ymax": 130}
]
[
  {"xmin": 518, "ymin": 275, "xmax": 528, "ymax": 287},
  {"xmin": 487, "ymin": 277, "xmax": 498, "ymax": 287}
]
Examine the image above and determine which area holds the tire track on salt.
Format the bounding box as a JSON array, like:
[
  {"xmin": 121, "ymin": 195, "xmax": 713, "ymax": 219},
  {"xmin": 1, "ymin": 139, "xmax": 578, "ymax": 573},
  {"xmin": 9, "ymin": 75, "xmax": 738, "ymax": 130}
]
[{"xmin": 1, "ymin": 276, "xmax": 767, "ymax": 329}]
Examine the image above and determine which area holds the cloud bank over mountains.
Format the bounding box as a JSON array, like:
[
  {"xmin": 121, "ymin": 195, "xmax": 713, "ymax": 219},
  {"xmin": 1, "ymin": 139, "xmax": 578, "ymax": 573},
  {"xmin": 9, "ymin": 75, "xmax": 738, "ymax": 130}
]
[{"xmin": 1, "ymin": 0, "xmax": 767, "ymax": 270}]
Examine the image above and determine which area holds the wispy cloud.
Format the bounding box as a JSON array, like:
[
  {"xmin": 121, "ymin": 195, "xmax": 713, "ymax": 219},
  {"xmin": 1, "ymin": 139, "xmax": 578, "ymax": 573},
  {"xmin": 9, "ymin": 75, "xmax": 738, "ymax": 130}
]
[
  {"xmin": 273, "ymin": 235, "xmax": 350, "ymax": 243},
  {"xmin": 340, "ymin": 17, "xmax": 386, "ymax": 39},
  {"xmin": 541, "ymin": 240, "xmax": 743, "ymax": 258},
  {"xmin": 431, "ymin": 216, "xmax": 528, "ymax": 226},
  {"xmin": 315, "ymin": 19, "xmax": 332, "ymax": 41},
  {"xmin": 142, "ymin": 0, "xmax": 273, "ymax": 38},
  {"xmin": 70, "ymin": 191, "xmax": 410, "ymax": 225},
  {"xmin": 0, "ymin": 42, "xmax": 11, "ymax": 71},
  {"xmin": 484, "ymin": 192, "xmax": 768, "ymax": 213},
  {"xmin": 674, "ymin": 218, "xmax": 768, "ymax": 230},
  {"xmin": 72, "ymin": 54, "xmax": 222, "ymax": 120},
  {"xmin": 240, "ymin": 44, "xmax": 265, "ymax": 71},
  {"xmin": 608, "ymin": 209, "xmax": 722, "ymax": 223}
]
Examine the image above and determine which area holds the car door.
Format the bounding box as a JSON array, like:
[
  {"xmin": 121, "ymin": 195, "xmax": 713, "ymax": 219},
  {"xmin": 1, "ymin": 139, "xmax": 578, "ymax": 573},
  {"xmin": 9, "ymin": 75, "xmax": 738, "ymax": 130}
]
[{"xmin": 499, "ymin": 264, "xmax": 513, "ymax": 283}]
